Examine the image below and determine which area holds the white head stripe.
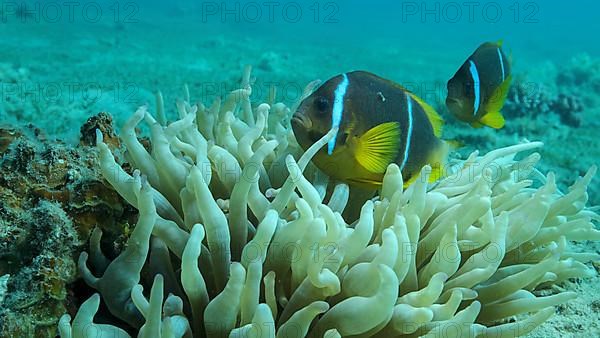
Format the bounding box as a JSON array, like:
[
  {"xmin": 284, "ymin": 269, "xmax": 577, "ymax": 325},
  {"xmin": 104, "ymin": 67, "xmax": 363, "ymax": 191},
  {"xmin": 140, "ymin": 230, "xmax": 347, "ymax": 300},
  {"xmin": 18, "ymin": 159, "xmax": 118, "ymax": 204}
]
[
  {"xmin": 400, "ymin": 93, "xmax": 414, "ymax": 171},
  {"xmin": 328, "ymin": 73, "xmax": 349, "ymax": 155},
  {"xmin": 468, "ymin": 60, "xmax": 481, "ymax": 116},
  {"xmin": 497, "ymin": 48, "xmax": 506, "ymax": 81}
]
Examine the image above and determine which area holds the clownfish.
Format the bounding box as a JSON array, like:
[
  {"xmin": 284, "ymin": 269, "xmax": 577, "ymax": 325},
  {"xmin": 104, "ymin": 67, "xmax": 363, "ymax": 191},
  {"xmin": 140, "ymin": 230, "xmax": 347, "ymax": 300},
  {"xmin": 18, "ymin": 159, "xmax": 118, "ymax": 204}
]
[
  {"xmin": 291, "ymin": 71, "xmax": 448, "ymax": 189},
  {"xmin": 446, "ymin": 41, "xmax": 512, "ymax": 129}
]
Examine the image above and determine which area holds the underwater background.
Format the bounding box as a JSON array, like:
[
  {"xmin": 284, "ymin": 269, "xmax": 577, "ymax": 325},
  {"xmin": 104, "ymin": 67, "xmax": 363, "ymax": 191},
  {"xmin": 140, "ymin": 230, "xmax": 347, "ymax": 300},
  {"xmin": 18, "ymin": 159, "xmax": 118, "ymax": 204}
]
[
  {"xmin": 1, "ymin": 0, "xmax": 599, "ymax": 337},
  {"xmin": 2, "ymin": 0, "xmax": 599, "ymax": 199}
]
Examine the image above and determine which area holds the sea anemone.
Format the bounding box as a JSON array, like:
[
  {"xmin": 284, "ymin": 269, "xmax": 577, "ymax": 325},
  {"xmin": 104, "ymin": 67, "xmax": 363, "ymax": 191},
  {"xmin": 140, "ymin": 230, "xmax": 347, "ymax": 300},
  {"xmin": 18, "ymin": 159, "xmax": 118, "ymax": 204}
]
[{"xmin": 59, "ymin": 70, "xmax": 600, "ymax": 338}]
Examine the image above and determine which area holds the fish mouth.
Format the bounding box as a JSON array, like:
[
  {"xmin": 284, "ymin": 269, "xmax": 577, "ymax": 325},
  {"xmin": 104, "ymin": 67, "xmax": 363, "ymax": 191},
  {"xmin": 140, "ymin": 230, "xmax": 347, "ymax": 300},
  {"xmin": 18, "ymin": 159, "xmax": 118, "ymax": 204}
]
[{"xmin": 291, "ymin": 111, "xmax": 312, "ymax": 129}]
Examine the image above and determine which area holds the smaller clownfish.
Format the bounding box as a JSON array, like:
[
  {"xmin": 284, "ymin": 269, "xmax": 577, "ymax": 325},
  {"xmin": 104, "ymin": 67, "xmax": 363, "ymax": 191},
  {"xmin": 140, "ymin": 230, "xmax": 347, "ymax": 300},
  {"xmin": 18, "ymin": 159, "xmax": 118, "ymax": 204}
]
[
  {"xmin": 291, "ymin": 71, "xmax": 449, "ymax": 189},
  {"xmin": 446, "ymin": 41, "xmax": 512, "ymax": 129}
]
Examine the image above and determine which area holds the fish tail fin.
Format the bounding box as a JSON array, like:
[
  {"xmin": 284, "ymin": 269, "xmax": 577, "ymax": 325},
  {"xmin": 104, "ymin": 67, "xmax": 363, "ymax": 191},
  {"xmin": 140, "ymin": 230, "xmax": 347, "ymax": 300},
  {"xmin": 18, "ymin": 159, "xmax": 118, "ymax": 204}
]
[{"xmin": 479, "ymin": 74, "xmax": 512, "ymax": 129}]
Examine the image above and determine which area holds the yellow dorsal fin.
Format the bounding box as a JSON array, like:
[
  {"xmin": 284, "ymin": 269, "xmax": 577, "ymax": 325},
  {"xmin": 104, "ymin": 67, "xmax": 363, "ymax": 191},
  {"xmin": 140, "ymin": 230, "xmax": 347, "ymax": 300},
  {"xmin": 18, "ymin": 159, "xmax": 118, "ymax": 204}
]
[
  {"xmin": 480, "ymin": 74, "xmax": 511, "ymax": 129},
  {"xmin": 409, "ymin": 93, "xmax": 444, "ymax": 137},
  {"xmin": 355, "ymin": 122, "xmax": 401, "ymax": 174}
]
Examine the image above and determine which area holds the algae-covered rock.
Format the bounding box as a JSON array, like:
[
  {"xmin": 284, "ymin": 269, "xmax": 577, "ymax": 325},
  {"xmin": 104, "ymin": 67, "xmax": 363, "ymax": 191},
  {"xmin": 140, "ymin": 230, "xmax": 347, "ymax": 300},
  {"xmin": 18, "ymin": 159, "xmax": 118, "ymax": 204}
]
[{"xmin": 0, "ymin": 120, "xmax": 133, "ymax": 337}]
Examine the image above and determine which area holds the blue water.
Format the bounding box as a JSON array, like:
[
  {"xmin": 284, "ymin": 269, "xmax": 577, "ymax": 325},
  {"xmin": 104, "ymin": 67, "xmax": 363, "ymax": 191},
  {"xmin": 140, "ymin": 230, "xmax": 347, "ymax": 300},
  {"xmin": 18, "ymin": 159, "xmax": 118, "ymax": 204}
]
[
  {"xmin": 0, "ymin": 0, "xmax": 598, "ymax": 168},
  {"xmin": 145, "ymin": 0, "xmax": 600, "ymax": 62},
  {"xmin": 4, "ymin": 0, "xmax": 596, "ymax": 107}
]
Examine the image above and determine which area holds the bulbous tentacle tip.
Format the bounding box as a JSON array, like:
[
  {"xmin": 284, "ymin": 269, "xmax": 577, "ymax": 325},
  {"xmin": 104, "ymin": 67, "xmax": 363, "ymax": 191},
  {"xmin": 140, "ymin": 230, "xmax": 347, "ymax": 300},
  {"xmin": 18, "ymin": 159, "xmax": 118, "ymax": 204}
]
[{"xmin": 95, "ymin": 128, "xmax": 103, "ymax": 145}]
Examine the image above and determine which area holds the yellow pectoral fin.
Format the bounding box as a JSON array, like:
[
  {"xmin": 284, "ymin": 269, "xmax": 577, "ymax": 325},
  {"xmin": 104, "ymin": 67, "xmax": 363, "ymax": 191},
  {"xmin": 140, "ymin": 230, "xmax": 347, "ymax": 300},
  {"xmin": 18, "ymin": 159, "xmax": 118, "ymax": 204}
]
[
  {"xmin": 480, "ymin": 75, "xmax": 512, "ymax": 129},
  {"xmin": 479, "ymin": 110, "xmax": 506, "ymax": 129},
  {"xmin": 355, "ymin": 121, "xmax": 401, "ymax": 174}
]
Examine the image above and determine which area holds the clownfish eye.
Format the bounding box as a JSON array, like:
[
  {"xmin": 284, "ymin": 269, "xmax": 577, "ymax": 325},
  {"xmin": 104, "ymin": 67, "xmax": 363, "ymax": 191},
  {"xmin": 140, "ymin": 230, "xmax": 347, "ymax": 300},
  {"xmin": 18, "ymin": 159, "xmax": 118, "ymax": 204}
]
[{"xmin": 314, "ymin": 97, "xmax": 330, "ymax": 113}]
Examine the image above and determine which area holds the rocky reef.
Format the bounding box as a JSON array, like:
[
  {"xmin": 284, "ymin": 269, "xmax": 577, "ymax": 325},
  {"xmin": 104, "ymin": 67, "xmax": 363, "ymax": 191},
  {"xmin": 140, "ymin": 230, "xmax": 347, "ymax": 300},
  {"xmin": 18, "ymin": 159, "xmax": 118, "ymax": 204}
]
[
  {"xmin": 504, "ymin": 82, "xmax": 584, "ymax": 128},
  {"xmin": 503, "ymin": 53, "xmax": 600, "ymax": 131},
  {"xmin": 0, "ymin": 119, "xmax": 134, "ymax": 337}
]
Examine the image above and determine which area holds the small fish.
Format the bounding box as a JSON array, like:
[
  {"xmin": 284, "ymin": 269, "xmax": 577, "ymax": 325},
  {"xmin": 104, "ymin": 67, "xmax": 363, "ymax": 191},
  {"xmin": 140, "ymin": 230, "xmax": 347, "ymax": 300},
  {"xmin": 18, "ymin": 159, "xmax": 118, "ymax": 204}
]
[
  {"xmin": 446, "ymin": 41, "xmax": 512, "ymax": 129},
  {"xmin": 291, "ymin": 71, "xmax": 448, "ymax": 189}
]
